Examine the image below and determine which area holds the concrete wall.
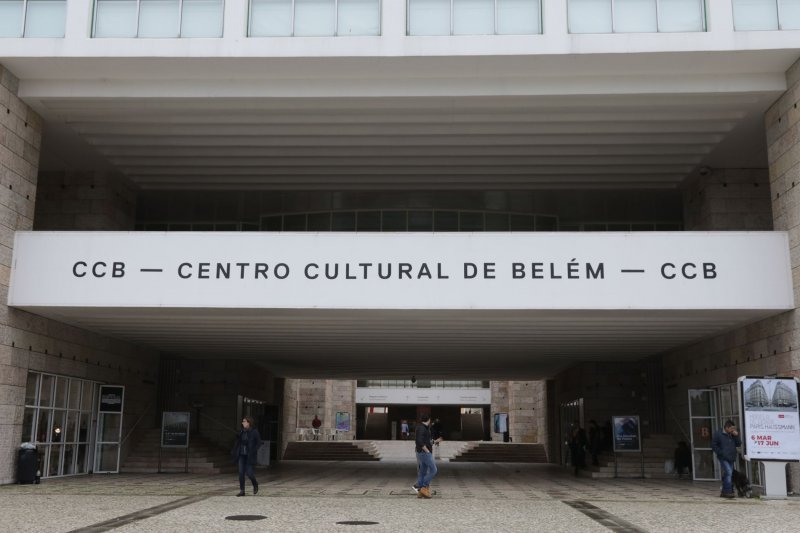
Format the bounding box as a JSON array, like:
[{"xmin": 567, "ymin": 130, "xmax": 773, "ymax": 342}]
[
  {"xmin": 489, "ymin": 380, "xmax": 545, "ymax": 445},
  {"xmin": 683, "ymin": 168, "xmax": 773, "ymax": 231}
]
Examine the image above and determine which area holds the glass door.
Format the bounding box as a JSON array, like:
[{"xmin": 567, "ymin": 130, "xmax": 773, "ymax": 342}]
[
  {"xmin": 688, "ymin": 389, "xmax": 718, "ymax": 481},
  {"xmin": 715, "ymin": 382, "xmax": 763, "ymax": 487},
  {"xmin": 94, "ymin": 385, "xmax": 124, "ymax": 473},
  {"xmin": 559, "ymin": 398, "xmax": 583, "ymax": 467}
]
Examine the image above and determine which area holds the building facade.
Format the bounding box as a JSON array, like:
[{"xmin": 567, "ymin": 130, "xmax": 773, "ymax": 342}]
[{"xmin": 1, "ymin": 0, "xmax": 800, "ymax": 487}]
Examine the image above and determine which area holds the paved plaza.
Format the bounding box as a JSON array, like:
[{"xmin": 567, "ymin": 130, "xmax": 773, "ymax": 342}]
[{"xmin": 2, "ymin": 461, "xmax": 800, "ymax": 532}]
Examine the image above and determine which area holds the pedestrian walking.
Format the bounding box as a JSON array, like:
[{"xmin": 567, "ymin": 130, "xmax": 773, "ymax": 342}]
[
  {"xmin": 413, "ymin": 414, "xmax": 441, "ymax": 499},
  {"xmin": 230, "ymin": 416, "xmax": 262, "ymax": 496}
]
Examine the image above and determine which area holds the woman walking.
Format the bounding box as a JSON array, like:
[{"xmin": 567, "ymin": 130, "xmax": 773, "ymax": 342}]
[{"xmin": 231, "ymin": 416, "xmax": 262, "ymax": 496}]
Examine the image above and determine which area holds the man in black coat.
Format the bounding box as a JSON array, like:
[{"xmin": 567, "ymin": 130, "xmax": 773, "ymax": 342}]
[
  {"xmin": 711, "ymin": 420, "xmax": 741, "ymax": 499},
  {"xmin": 231, "ymin": 416, "xmax": 262, "ymax": 496}
]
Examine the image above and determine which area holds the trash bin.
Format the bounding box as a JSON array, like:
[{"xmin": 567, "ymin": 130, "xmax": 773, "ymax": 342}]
[{"xmin": 17, "ymin": 443, "xmax": 38, "ymax": 484}]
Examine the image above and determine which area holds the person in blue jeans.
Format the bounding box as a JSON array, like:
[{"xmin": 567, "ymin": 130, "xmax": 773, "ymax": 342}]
[
  {"xmin": 711, "ymin": 420, "xmax": 741, "ymax": 499},
  {"xmin": 413, "ymin": 413, "xmax": 442, "ymax": 499},
  {"xmin": 230, "ymin": 416, "xmax": 262, "ymax": 496}
]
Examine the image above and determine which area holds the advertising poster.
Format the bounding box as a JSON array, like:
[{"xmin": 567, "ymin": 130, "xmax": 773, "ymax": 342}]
[
  {"xmin": 335, "ymin": 411, "xmax": 351, "ymax": 432},
  {"xmin": 493, "ymin": 413, "xmax": 508, "ymax": 434},
  {"xmin": 161, "ymin": 411, "xmax": 191, "ymax": 448},
  {"xmin": 739, "ymin": 377, "xmax": 800, "ymax": 461},
  {"xmin": 612, "ymin": 415, "xmax": 641, "ymax": 452},
  {"xmin": 99, "ymin": 385, "xmax": 124, "ymax": 413}
]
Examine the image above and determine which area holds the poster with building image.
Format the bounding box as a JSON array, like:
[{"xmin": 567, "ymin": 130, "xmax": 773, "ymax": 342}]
[
  {"xmin": 739, "ymin": 376, "xmax": 800, "ymax": 461},
  {"xmin": 612, "ymin": 415, "xmax": 641, "ymax": 452}
]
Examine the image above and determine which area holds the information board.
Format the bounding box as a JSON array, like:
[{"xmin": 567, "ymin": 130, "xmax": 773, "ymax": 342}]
[
  {"xmin": 161, "ymin": 412, "xmax": 191, "ymax": 448},
  {"xmin": 612, "ymin": 415, "xmax": 641, "ymax": 452},
  {"xmin": 739, "ymin": 376, "xmax": 800, "ymax": 461}
]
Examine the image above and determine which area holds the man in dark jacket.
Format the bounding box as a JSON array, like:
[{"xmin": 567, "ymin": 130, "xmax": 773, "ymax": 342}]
[
  {"xmin": 414, "ymin": 414, "xmax": 441, "ymax": 499},
  {"xmin": 711, "ymin": 420, "xmax": 741, "ymax": 498},
  {"xmin": 230, "ymin": 416, "xmax": 262, "ymax": 496}
]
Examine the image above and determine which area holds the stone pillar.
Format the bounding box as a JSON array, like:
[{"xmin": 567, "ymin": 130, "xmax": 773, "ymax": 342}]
[
  {"xmin": 490, "ymin": 381, "xmax": 509, "ymax": 442},
  {"xmin": 683, "ymin": 168, "xmax": 772, "ymax": 231},
  {"xmin": 765, "ymin": 56, "xmax": 800, "ymax": 493},
  {"xmin": 0, "ymin": 64, "xmax": 43, "ymax": 484}
]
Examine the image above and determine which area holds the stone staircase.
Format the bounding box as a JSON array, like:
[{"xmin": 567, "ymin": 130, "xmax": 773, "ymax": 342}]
[
  {"xmin": 283, "ymin": 440, "xmax": 380, "ymax": 461},
  {"xmin": 450, "ymin": 442, "xmax": 549, "ymax": 463},
  {"xmin": 121, "ymin": 428, "xmax": 236, "ymax": 474},
  {"xmin": 581, "ymin": 433, "xmax": 677, "ymax": 479},
  {"xmin": 370, "ymin": 440, "xmax": 470, "ymax": 461}
]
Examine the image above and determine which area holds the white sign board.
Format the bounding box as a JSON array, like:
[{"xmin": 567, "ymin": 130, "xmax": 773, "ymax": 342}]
[
  {"xmin": 8, "ymin": 231, "xmax": 793, "ymax": 311},
  {"xmin": 355, "ymin": 387, "xmax": 491, "ymax": 405},
  {"xmin": 739, "ymin": 376, "xmax": 800, "ymax": 461}
]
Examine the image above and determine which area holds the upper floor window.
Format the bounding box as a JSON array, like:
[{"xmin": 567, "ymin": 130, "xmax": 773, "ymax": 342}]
[
  {"xmin": 732, "ymin": 0, "xmax": 800, "ymax": 30},
  {"xmin": 568, "ymin": 0, "xmax": 706, "ymax": 33},
  {"xmin": 408, "ymin": 0, "xmax": 542, "ymax": 36},
  {"xmin": 93, "ymin": 0, "xmax": 224, "ymax": 38},
  {"xmin": 249, "ymin": 0, "xmax": 381, "ymax": 37},
  {"xmin": 0, "ymin": 0, "xmax": 66, "ymax": 38}
]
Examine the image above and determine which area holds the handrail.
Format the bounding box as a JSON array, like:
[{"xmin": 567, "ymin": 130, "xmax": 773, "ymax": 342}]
[
  {"xmin": 667, "ymin": 407, "xmax": 691, "ymax": 443},
  {"xmin": 121, "ymin": 400, "xmax": 155, "ymax": 445},
  {"xmin": 198, "ymin": 411, "xmax": 238, "ymax": 435}
]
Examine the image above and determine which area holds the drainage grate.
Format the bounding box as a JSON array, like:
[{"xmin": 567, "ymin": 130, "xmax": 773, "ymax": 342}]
[
  {"xmin": 336, "ymin": 521, "xmax": 380, "ymax": 526},
  {"xmin": 225, "ymin": 515, "xmax": 267, "ymax": 521}
]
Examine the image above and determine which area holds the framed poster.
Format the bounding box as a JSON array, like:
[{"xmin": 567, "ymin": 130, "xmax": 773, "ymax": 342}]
[
  {"xmin": 612, "ymin": 415, "xmax": 641, "ymax": 452},
  {"xmin": 161, "ymin": 411, "xmax": 191, "ymax": 448},
  {"xmin": 739, "ymin": 376, "xmax": 800, "ymax": 461},
  {"xmin": 493, "ymin": 413, "xmax": 508, "ymax": 433},
  {"xmin": 99, "ymin": 385, "xmax": 124, "ymax": 413},
  {"xmin": 335, "ymin": 411, "xmax": 351, "ymax": 432}
]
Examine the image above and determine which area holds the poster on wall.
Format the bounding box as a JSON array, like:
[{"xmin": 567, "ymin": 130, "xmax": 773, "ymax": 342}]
[
  {"xmin": 335, "ymin": 412, "xmax": 351, "ymax": 432},
  {"xmin": 99, "ymin": 385, "xmax": 124, "ymax": 413},
  {"xmin": 612, "ymin": 415, "xmax": 641, "ymax": 452},
  {"xmin": 161, "ymin": 412, "xmax": 191, "ymax": 448},
  {"xmin": 493, "ymin": 413, "xmax": 508, "ymax": 433},
  {"xmin": 739, "ymin": 376, "xmax": 800, "ymax": 461}
]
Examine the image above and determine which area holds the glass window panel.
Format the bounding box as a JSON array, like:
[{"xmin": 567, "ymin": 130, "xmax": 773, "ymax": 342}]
[
  {"xmin": 485, "ymin": 213, "xmax": 509, "ymax": 231},
  {"xmin": 51, "ymin": 410, "xmax": 65, "ymax": 443},
  {"xmin": 733, "ymin": 0, "xmax": 779, "ymax": 30},
  {"xmin": 250, "ymin": 0, "xmax": 293, "ymax": 36},
  {"xmin": 0, "ymin": 1, "xmax": 24, "ymax": 38},
  {"xmin": 382, "ymin": 211, "xmax": 407, "ymax": 231},
  {"xmin": 294, "ymin": 0, "xmax": 335, "ymax": 36},
  {"xmin": 691, "ymin": 418, "xmax": 714, "ymax": 447},
  {"xmin": 568, "ymin": 0, "xmax": 612, "ymax": 33},
  {"xmin": 434, "ymin": 211, "xmax": 458, "ymax": 231},
  {"xmin": 613, "ymin": 0, "xmax": 657, "ymax": 32},
  {"xmin": 510, "ymin": 214, "xmax": 535, "ymax": 231},
  {"xmin": 25, "ymin": 373, "xmax": 39, "ymax": 406},
  {"xmin": 99, "ymin": 413, "xmax": 122, "ymax": 441},
  {"xmin": 689, "ymin": 390, "xmax": 713, "ymax": 416},
  {"xmin": 76, "ymin": 444, "xmax": 89, "ymax": 473},
  {"xmin": 54, "ymin": 377, "xmax": 68, "ymax": 408},
  {"xmin": 181, "ymin": 0, "xmax": 224, "ymax": 37},
  {"xmin": 283, "ymin": 213, "xmax": 306, "ymax": 230},
  {"xmin": 497, "ymin": 0, "xmax": 541, "ymax": 35},
  {"xmin": 459, "ymin": 211, "xmax": 484, "ymax": 231},
  {"xmin": 95, "ymin": 0, "xmax": 139, "ymax": 37},
  {"xmin": 68, "ymin": 380, "xmax": 81, "ymax": 410},
  {"xmin": 35, "ymin": 409, "xmax": 51, "ymax": 443},
  {"xmin": 338, "ymin": 0, "xmax": 380, "ymax": 35},
  {"xmin": 262, "ymin": 215, "xmax": 283, "ymax": 231},
  {"xmin": 63, "ymin": 444, "xmax": 76, "ymax": 475},
  {"xmin": 409, "ymin": 0, "xmax": 451, "ymax": 35},
  {"xmin": 658, "ymin": 0, "xmax": 704, "ymax": 32},
  {"xmin": 40, "ymin": 375, "xmax": 54, "ymax": 407},
  {"xmin": 138, "ymin": 0, "xmax": 179, "ymax": 38},
  {"xmin": 536, "ymin": 215, "xmax": 558, "ymax": 231},
  {"xmin": 408, "ymin": 210, "xmax": 433, "ymax": 231},
  {"xmin": 356, "ymin": 211, "xmax": 380, "ymax": 231},
  {"xmin": 96, "ymin": 444, "xmax": 120, "ymax": 471},
  {"xmin": 48, "ymin": 444, "xmax": 62, "ymax": 476},
  {"xmin": 453, "ymin": 0, "xmax": 495, "ymax": 35},
  {"xmin": 307, "ymin": 212, "xmax": 331, "ymax": 231},
  {"xmin": 780, "ymin": 0, "xmax": 800, "ymax": 29},
  {"xmin": 81, "ymin": 383, "xmax": 94, "ymax": 412},
  {"xmin": 214, "ymin": 223, "xmax": 237, "ymax": 231},
  {"xmin": 24, "ymin": 0, "xmax": 66, "ymax": 37},
  {"xmin": 332, "ymin": 211, "xmax": 356, "ymax": 231},
  {"xmin": 66, "ymin": 411, "xmax": 79, "ymax": 443},
  {"xmin": 693, "ymin": 450, "xmax": 716, "ymax": 478},
  {"xmin": 78, "ymin": 414, "xmax": 91, "ymax": 443},
  {"xmin": 22, "ymin": 408, "xmax": 36, "ymax": 442}
]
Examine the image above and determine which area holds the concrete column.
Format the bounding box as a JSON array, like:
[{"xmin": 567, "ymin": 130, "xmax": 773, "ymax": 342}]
[
  {"xmin": 0, "ymin": 64, "xmax": 43, "ymax": 484},
  {"xmin": 765, "ymin": 56, "xmax": 800, "ymax": 493},
  {"xmin": 683, "ymin": 168, "xmax": 772, "ymax": 231}
]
